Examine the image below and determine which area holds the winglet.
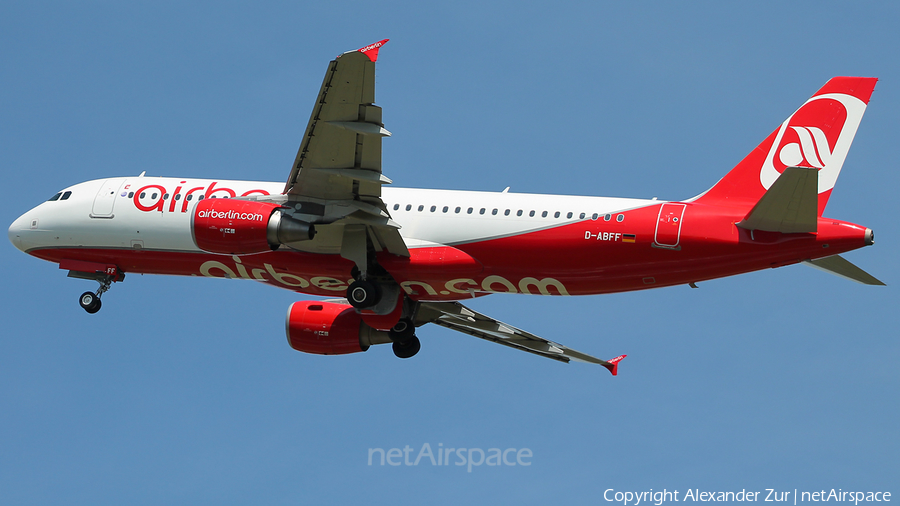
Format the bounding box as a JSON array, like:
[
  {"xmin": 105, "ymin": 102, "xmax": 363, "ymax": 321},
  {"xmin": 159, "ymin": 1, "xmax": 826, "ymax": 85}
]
[
  {"xmin": 602, "ymin": 355, "xmax": 627, "ymax": 376},
  {"xmin": 358, "ymin": 39, "xmax": 389, "ymax": 62}
]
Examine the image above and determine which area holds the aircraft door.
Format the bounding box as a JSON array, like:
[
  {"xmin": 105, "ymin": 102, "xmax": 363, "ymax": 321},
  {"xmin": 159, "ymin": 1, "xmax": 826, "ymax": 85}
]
[
  {"xmin": 91, "ymin": 178, "xmax": 127, "ymax": 218},
  {"xmin": 654, "ymin": 203, "xmax": 686, "ymax": 248}
]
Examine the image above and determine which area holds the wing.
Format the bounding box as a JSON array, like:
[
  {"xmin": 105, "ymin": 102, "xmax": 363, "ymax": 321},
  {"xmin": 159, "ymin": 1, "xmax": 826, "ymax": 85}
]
[
  {"xmin": 416, "ymin": 301, "xmax": 626, "ymax": 375},
  {"xmin": 281, "ymin": 40, "xmax": 408, "ymax": 260}
]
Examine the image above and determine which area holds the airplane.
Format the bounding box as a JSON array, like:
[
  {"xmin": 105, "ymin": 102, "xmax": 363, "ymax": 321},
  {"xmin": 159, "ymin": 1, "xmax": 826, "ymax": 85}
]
[{"xmin": 7, "ymin": 40, "xmax": 885, "ymax": 375}]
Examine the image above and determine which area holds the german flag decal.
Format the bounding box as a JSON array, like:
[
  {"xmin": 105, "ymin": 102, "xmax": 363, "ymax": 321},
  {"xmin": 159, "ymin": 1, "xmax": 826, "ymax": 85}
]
[{"xmin": 623, "ymin": 234, "xmax": 636, "ymax": 243}]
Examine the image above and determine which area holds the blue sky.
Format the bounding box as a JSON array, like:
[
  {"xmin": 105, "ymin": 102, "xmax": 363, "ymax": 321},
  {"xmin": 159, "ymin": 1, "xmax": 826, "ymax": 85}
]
[{"xmin": 1, "ymin": 1, "xmax": 897, "ymax": 504}]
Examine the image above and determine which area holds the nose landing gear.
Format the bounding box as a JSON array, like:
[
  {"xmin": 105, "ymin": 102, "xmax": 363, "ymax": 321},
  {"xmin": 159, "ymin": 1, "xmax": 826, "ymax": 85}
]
[
  {"xmin": 65, "ymin": 264, "xmax": 123, "ymax": 314},
  {"xmin": 79, "ymin": 291, "xmax": 102, "ymax": 313},
  {"xmin": 77, "ymin": 274, "xmax": 115, "ymax": 314}
]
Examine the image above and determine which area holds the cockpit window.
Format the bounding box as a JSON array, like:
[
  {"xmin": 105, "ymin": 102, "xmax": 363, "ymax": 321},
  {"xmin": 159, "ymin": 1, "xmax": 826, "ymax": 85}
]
[
  {"xmin": 61, "ymin": 191, "xmax": 72, "ymax": 200},
  {"xmin": 48, "ymin": 192, "xmax": 62, "ymax": 201}
]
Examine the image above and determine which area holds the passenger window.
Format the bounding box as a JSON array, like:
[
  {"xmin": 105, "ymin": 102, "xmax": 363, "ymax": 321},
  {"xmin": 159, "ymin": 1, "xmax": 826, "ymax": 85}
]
[
  {"xmin": 418, "ymin": 205, "xmax": 424, "ymax": 212},
  {"xmin": 406, "ymin": 204, "xmax": 412, "ymax": 211},
  {"xmin": 604, "ymin": 214, "xmax": 611, "ymax": 221},
  {"xmin": 617, "ymin": 214, "xmax": 624, "ymax": 222},
  {"xmin": 393, "ymin": 204, "xmax": 399, "ymax": 210},
  {"xmin": 198, "ymin": 195, "xmax": 205, "ymax": 200},
  {"xmin": 175, "ymin": 194, "xmax": 181, "ymax": 200},
  {"xmin": 541, "ymin": 211, "xmax": 548, "ymax": 217},
  {"xmin": 592, "ymin": 213, "xmax": 599, "ymax": 220},
  {"xmin": 151, "ymin": 193, "xmax": 158, "ymax": 199},
  {"xmin": 554, "ymin": 211, "xmax": 560, "ymax": 218},
  {"xmin": 492, "ymin": 209, "xmax": 498, "ymax": 215},
  {"xmin": 579, "ymin": 212, "xmax": 585, "ymax": 219},
  {"xmin": 529, "ymin": 210, "xmax": 535, "ymax": 217},
  {"xmin": 455, "ymin": 207, "xmax": 461, "ymax": 213},
  {"xmin": 187, "ymin": 194, "xmax": 193, "ymax": 201},
  {"xmin": 467, "ymin": 207, "xmax": 473, "ymax": 214},
  {"xmin": 430, "ymin": 205, "xmax": 436, "ymax": 212},
  {"xmin": 566, "ymin": 212, "xmax": 573, "ymax": 219},
  {"xmin": 48, "ymin": 193, "xmax": 62, "ymax": 201},
  {"xmin": 517, "ymin": 210, "xmax": 523, "ymax": 216},
  {"xmin": 61, "ymin": 191, "xmax": 72, "ymax": 200},
  {"xmin": 128, "ymin": 192, "xmax": 134, "ymax": 198},
  {"xmin": 479, "ymin": 208, "xmax": 486, "ymax": 215},
  {"xmin": 163, "ymin": 194, "xmax": 170, "ymax": 200},
  {"xmin": 504, "ymin": 209, "xmax": 510, "ymax": 216},
  {"xmin": 443, "ymin": 206, "xmax": 449, "ymax": 213}
]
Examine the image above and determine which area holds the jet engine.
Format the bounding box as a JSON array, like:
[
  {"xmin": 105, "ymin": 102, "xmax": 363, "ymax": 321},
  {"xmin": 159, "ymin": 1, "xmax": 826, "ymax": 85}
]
[
  {"xmin": 286, "ymin": 301, "xmax": 392, "ymax": 355},
  {"xmin": 192, "ymin": 198, "xmax": 315, "ymax": 255}
]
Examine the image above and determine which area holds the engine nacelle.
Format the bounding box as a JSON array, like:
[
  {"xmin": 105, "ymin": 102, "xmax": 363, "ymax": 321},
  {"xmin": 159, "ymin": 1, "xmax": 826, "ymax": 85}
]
[
  {"xmin": 192, "ymin": 198, "xmax": 315, "ymax": 255},
  {"xmin": 286, "ymin": 301, "xmax": 391, "ymax": 355}
]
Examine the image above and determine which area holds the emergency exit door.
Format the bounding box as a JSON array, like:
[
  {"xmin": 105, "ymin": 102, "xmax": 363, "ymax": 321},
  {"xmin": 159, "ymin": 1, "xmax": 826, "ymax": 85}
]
[
  {"xmin": 90, "ymin": 178, "xmax": 127, "ymax": 218},
  {"xmin": 654, "ymin": 203, "xmax": 686, "ymax": 248}
]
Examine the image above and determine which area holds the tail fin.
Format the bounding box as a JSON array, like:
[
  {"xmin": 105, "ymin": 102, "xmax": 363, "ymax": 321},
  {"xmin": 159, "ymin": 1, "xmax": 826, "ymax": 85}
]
[{"xmin": 693, "ymin": 77, "xmax": 877, "ymax": 215}]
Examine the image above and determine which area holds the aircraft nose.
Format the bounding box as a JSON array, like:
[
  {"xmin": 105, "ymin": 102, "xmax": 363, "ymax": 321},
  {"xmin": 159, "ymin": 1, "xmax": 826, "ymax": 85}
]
[{"xmin": 8, "ymin": 212, "xmax": 32, "ymax": 252}]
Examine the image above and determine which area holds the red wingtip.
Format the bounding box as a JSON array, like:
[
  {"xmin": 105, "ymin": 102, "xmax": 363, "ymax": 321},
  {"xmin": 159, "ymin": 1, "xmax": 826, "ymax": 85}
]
[
  {"xmin": 603, "ymin": 355, "xmax": 627, "ymax": 376},
  {"xmin": 358, "ymin": 39, "xmax": 389, "ymax": 62}
]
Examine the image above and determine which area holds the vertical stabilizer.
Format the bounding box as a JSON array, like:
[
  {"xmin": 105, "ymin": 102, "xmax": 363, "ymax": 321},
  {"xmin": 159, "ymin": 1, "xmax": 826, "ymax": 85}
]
[{"xmin": 693, "ymin": 77, "xmax": 876, "ymax": 215}]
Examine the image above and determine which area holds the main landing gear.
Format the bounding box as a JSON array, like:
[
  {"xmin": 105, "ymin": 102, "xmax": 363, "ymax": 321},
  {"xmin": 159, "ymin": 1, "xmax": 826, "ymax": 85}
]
[
  {"xmin": 388, "ymin": 318, "xmax": 420, "ymax": 359},
  {"xmin": 347, "ymin": 279, "xmax": 381, "ymax": 309},
  {"xmin": 345, "ymin": 270, "xmax": 421, "ymax": 359}
]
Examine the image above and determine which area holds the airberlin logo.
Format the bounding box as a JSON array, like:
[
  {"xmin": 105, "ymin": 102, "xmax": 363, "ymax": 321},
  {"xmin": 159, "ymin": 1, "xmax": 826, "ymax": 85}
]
[
  {"xmin": 779, "ymin": 126, "xmax": 833, "ymax": 168},
  {"xmin": 360, "ymin": 41, "xmax": 384, "ymax": 52},
  {"xmin": 760, "ymin": 93, "xmax": 867, "ymax": 193},
  {"xmin": 198, "ymin": 257, "xmax": 570, "ymax": 296},
  {"xmin": 132, "ymin": 181, "xmax": 271, "ymax": 214},
  {"xmin": 196, "ymin": 209, "xmax": 264, "ymax": 221}
]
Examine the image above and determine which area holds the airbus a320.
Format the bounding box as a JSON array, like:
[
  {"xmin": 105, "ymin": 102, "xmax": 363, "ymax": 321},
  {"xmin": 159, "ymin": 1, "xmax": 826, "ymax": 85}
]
[{"xmin": 8, "ymin": 40, "xmax": 884, "ymax": 375}]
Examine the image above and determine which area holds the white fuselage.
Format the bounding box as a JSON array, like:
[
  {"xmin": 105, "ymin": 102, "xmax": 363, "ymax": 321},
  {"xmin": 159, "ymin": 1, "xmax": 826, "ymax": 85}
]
[{"xmin": 9, "ymin": 176, "xmax": 657, "ymax": 255}]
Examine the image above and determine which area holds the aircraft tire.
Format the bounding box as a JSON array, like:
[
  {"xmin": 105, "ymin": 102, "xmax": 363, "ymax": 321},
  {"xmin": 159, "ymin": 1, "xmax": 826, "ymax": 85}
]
[
  {"xmin": 347, "ymin": 280, "xmax": 381, "ymax": 309},
  {"xmin": 79, "ymin": 292, "xmax": 102, "ymax": 314},
  {"xmin": 392, "ymin": 336, "xmax": 420, "ymax": 359},
  {"xmin": 388, "ymin": 318, "xmax": 415, "ymax": 342}
]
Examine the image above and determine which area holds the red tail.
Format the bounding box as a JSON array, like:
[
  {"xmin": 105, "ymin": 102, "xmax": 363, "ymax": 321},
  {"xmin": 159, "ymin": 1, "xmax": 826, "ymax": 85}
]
[{"xmin": 693, "ymin": 77, "xmax": 877, "ymax": 215}]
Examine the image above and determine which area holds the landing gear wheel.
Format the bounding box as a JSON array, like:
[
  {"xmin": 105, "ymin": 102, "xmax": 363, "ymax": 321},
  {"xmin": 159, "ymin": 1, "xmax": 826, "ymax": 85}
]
[
  {"xmin": 346, "ymin": 280, "xmax": 381, "ymax": 309},
  {"xmin": 392, "ymin": 335, "xmax": 421, "ymax": 359},
  {"xmin": 79, "ymin": 291, "xmax": 102, "ymax": 314},
  {"xmin": 388, "ymin": 318, "xmax": 415, "ymax": 342}
]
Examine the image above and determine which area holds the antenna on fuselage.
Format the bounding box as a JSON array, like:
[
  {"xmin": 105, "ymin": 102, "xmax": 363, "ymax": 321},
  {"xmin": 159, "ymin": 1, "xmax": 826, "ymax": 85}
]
[
  {"xmin": 502, "ymin": 187, "xmax": 510, "ymax": 193},
  {"xmin": 138, "ymin": 171, "xmax": 146, "ymax": 177}
]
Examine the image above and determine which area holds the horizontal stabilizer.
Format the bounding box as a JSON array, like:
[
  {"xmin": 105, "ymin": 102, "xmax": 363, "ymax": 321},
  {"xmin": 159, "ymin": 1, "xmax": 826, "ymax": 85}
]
[
  {"xmin": 736, "ymin": 166, "xmax": 818, "ymax": 233},
  {"xmin": 804, "ymin": 255, "xmax": 885, "ymax": 285}
]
